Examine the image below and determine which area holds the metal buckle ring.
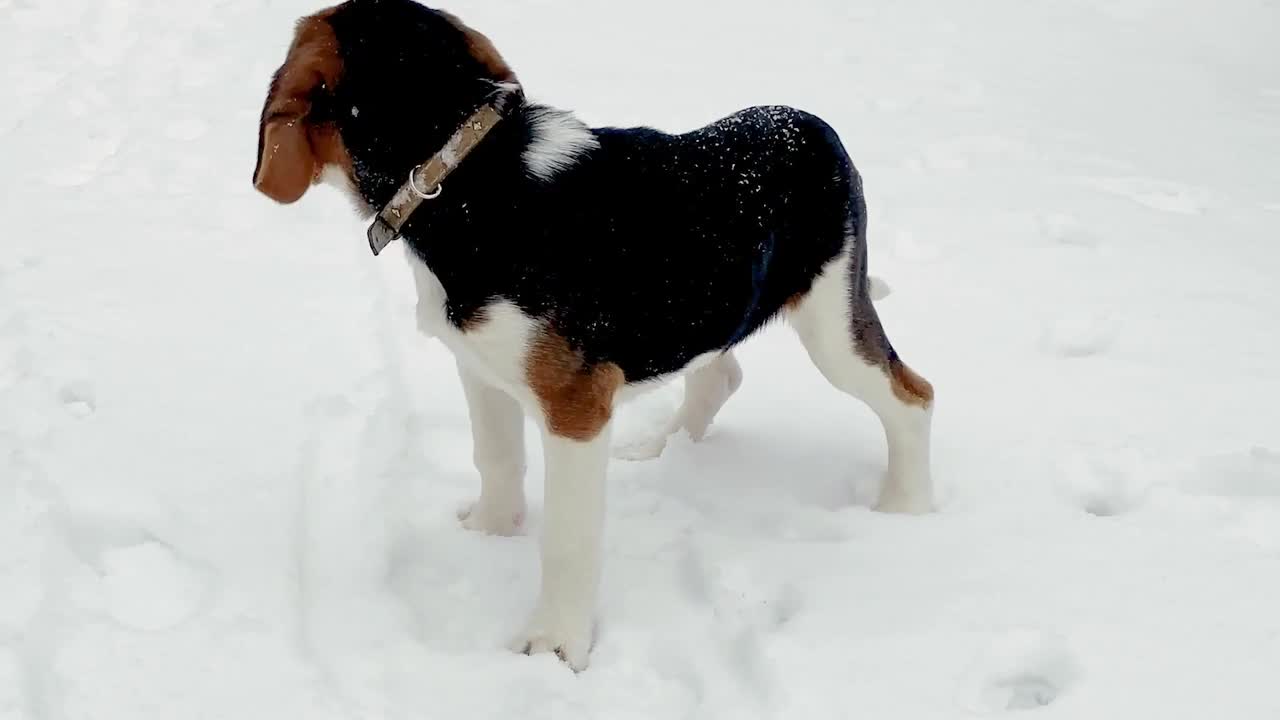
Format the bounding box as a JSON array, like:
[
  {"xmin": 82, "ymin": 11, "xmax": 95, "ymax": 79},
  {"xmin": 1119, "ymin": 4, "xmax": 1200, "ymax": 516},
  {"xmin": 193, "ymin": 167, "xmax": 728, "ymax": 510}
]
[{"xmin": 408, "ymin": 166, "xmax": 443, "ymax": 199}]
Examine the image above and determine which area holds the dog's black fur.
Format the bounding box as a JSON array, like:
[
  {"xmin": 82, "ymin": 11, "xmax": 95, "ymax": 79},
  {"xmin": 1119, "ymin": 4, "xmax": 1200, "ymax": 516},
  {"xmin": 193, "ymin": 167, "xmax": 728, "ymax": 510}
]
[
  {"xmin": 311, "ymin": 0, "xmax": 887, "ymax": 383},
  {"xmin": 255, "ymin": 0, "xmax": 935, "ymax": 670}
]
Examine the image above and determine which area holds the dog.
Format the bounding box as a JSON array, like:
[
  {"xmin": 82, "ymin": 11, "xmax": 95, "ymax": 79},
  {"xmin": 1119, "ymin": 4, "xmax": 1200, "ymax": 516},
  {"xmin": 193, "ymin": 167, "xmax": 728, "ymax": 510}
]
[{"xmin": 254, "ymin": 0, "xmax": 935, "ymax": 670}]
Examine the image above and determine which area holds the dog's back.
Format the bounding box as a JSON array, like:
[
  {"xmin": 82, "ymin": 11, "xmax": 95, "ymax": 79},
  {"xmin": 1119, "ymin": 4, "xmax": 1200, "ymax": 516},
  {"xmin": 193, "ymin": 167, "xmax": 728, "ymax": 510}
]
[{"xmin": 412, "ymin": 103, "xmax": 866, "ymax": 380}]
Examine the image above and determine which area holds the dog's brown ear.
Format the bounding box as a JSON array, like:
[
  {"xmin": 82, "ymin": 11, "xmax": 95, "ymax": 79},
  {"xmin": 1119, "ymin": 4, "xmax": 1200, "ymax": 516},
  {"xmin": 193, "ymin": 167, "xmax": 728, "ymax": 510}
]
[
  {"xmin": 255, "ymin": 111, "xmax": 316, "ymax": 204},
  {"xmin": 439, "ymin": 11, "xmax": 518, "ymax": 84},
  {"xmin": 253, "ymin": 15, "xmax": 342, "ymax": 204}
]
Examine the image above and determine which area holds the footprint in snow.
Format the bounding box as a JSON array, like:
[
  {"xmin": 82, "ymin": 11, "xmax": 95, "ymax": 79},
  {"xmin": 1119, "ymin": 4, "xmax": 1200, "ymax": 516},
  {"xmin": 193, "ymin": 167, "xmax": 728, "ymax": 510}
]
[
  {"xmin": 100, "ymin": 541, "xmax": 209, "ymax": 631},
  {"xmin": 766, "ymin": 582, "xmax": 804, "ymax": 629},
  {"xmin": 1176, "ymin": 448, "xmax": 1280, "ymax": 552},
  {"xmin": 957, "ymin": 629, "xmax": 1080, "ymax": 713},
  {"xmin": 1180, "ymin": 447, "xmax": 1280, "ymax": 500},
  {"xmin": 58, "ymin": 381, "xmax": 96, "ymax": 418},
  {"xmin": 43, "ymin": 131, "xmax": 123, "ymax": 188},
  {"xmin": 676, "ymin": 536, "xmax": 711, "ymax": 604},
  {"xmin": 1087, "ymin": 177, "xmax": 1213, "ymax": 215},
  {"xmin": 1057, "ymin": 449, "xmax": 1153, "ymax": 517},
  {"xmin": 1039, "ymin": 311, "xmax": 1114, "ymax": 359},
  {"xmin": 1230, "ymin": 506, "xmax": 1280, "ymax": 554},
  {"xmin": 1038, "ymin": 213, "xmax": 1099, "ymax": 248},
  {"xmin": 61, "ymin": 509, "xmax": 212, "ymax": 633},
  {"xmin": 678, "ymin": 536, "xmax": 803, "ymax": 630}
]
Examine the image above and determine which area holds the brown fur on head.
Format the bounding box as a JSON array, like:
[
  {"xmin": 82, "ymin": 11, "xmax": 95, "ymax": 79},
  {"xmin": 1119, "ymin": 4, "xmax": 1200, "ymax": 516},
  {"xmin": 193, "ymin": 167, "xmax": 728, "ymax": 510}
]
[{"xmin": 252, "ymin": 1, "xmax": 516, "ymax": 206}]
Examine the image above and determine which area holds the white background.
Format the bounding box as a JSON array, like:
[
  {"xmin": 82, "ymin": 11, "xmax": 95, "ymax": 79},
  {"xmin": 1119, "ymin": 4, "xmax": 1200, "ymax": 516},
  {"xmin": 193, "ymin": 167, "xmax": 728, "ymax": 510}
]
[{"xmin": 2, "ymin": 0, "xmax": 1278, "ymax": 717}]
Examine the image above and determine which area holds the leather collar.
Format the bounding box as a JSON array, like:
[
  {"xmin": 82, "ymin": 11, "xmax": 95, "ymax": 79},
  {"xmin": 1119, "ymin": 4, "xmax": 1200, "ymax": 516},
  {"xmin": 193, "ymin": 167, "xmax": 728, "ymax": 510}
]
[{"xmin": 366, "ymin": 84, "xmax": 524, "ymax": 256}]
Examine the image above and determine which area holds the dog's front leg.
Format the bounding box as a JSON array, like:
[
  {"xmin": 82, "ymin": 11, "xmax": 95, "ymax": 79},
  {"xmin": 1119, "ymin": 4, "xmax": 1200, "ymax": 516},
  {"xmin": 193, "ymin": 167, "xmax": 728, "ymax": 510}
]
[
  {"xmin": 511, "ymin": 423, "xmax": 610, "ymax": 671},
  {"xmin": 456, "ymin": 364, "xmax": 527, "ymax": 535}
]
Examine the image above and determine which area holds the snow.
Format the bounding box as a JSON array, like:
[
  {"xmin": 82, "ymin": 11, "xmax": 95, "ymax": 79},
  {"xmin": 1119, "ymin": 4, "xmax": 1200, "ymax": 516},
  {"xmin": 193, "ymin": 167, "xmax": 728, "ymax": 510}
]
[{"xmin": 2, "ymin": 0, "xmax": 1279, "ymax": 717}]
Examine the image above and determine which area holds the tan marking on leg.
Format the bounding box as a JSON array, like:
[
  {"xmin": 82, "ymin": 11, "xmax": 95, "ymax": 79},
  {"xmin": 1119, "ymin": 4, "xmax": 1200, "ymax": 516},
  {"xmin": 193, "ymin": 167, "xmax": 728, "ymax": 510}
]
[
  {"xmin": 890, "ymin": 358, "xmax": 934, "ymax": 407},
  {"xmin": 525, "ymin": 330, "xmax": 624, "ymax": 441}
]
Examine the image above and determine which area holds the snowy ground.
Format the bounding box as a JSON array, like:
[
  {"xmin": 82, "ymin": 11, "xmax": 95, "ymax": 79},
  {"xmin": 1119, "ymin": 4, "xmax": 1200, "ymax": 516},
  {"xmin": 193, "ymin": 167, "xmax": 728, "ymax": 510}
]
[{"xmin": 3, "ymin": 0, "xmax": 1280, "ymax": 717}]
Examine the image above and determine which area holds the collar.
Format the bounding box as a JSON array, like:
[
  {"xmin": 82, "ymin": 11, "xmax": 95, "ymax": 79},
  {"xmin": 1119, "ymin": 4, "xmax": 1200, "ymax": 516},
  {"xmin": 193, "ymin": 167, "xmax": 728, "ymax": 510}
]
[{"xmin": 366, "ymin": 84, "xmax": 524, "ymax": 256}]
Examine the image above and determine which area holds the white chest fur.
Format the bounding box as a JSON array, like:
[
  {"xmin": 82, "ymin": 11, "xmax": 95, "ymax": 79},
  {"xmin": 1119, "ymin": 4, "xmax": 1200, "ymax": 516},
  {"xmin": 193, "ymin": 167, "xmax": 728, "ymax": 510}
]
[{"xmin": 404, "ymin": 248, "xmax": 538, "ymax": 403}]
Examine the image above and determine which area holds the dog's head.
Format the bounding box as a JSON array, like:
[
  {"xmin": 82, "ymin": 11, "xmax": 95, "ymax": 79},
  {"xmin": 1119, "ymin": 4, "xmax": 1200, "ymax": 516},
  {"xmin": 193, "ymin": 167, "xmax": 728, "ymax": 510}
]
[{"xmin": 252, "ymin": 0, "xmax": 516, "ymax": 208}]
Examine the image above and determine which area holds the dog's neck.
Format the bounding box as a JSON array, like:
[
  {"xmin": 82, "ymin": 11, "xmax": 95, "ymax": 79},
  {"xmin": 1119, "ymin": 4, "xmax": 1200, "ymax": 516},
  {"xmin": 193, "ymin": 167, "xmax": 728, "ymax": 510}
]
[
  {"xmin": 366, "ymin": 84, "xmax": 526, "ymax": 255},
  {"xmin": 350, "ymin": 95, "xmax": 599, "ymax": 257}
]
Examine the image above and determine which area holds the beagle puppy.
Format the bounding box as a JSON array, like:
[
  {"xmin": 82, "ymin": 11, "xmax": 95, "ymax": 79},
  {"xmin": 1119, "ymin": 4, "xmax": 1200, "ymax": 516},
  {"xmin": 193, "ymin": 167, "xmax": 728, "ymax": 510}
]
[{"xmin": 254, "ymin": 0, "xmax": 934, "ymax": 670}]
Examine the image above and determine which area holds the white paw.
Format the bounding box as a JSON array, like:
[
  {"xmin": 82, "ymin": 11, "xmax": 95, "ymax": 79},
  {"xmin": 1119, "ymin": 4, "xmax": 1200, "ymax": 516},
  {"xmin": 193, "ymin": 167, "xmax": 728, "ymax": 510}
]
[
  {"xmin": 681, "ymin": 356, "xmax": 741, "ymax": 441},
  {"xmin": 682, "ymin": 408, "xmax": 716, "ymax": 442},
  {"xmin": 612, "ymin": 432, "xmax": 669, "ymax": 461},
  {"xmin": 874, "ymin": 492, "xmax": 934, "ymax": 515},
  {"xmin": 509, "ymin": 606, "xmax": 594, "ymax": 671},
  {"xmin": 456, "ymin": 498, "xmax": 525, "ymax": 536},
  {"xmin": 958, "ymin": 629, "xmax": 1080, "ymax": 712}
]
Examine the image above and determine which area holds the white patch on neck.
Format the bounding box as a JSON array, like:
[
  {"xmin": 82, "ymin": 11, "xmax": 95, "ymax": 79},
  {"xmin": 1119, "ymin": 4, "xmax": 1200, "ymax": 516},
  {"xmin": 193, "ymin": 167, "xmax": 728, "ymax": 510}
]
[
  {"xmin": 318, "ymin": 164, "xmax": 371, "ymax": 215},
  {"xmin": 523, "ymin": 108, "xmax": 599, "ymax": 181},
  {"xmin": 319, "ymin": 164, "xmax": 355, "ymax": 194}
]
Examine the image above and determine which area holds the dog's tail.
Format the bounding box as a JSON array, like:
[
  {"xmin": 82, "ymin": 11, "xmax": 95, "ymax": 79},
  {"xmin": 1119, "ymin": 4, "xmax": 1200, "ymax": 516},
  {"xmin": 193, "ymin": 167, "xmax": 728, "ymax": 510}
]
[{"xmin": 849, "ymin": 171, "xmax": 889, "ymax": 302}]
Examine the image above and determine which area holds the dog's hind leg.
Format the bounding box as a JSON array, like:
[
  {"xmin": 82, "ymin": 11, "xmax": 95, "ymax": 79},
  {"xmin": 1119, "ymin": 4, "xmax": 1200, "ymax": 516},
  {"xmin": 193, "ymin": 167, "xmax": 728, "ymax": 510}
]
[
  {"xmin": 677, "ymin": 351, "xmax": 742, "ymax": 441},
  {"xmin": 787, "ymin": 245, "xmax": 935, "ymax": 514},
  {"xmin": 614, "ymin": 352, "xmax": 742, "ymax": 461}
]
